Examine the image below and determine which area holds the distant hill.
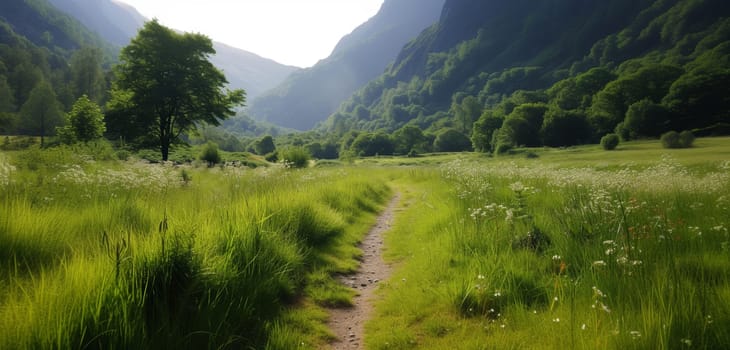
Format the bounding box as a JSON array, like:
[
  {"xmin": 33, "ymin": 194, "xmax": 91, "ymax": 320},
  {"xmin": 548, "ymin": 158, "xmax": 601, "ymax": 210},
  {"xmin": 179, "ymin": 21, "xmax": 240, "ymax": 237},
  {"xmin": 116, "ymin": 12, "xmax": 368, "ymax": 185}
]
[
  {"xmin": 47, "ymin": 0, "xmax": 145, "ymax": 47},
  {"xmin": 247, "ymin": 0, "xmax": 446, "ymax": 130},
  {"xmin": 0, "ymin": 0, "xmax": 116, "ymax": 113},
  {"xmin": 0, "ymin": 0, "xmax": 112, "ymax": 54},
  {"xmin": 324, "ymin": 0, "xmax": 730, "ymax": 150},
  {"xmin": 209, "ymin": 42, "xmax": 298, "ymax": 100},
  {"xmin": 46, "ymin": 0, "xmax": 298, "ymax": 99}
]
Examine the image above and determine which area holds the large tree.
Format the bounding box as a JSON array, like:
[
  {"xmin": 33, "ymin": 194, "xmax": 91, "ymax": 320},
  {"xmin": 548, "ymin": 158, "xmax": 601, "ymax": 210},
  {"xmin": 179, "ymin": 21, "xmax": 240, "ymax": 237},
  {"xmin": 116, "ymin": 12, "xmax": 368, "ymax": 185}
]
[{"xmin": 109, "ymin": 20, "xmax": 245, "ymax": 160}]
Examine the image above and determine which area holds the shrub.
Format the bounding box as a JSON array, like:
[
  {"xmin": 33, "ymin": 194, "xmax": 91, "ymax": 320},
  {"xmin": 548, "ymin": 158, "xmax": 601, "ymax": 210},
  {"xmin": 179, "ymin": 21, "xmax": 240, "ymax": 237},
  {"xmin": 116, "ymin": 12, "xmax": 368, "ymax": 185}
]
[
  {"xmin": 600, "ymin": 133, "xmax": 620, "ymax": 150},
  {"xmin": 434, "ymin": 128, "xmax": 472, "ymax": 152},
  {"xmin": 264, "ymin": 151, "xmax": 278, "ymax": 163},
  {"xmin": 495, "ymin": 142, "xmax": 513, "ymax": 155},
  {"xmin": 661, "ymin": 131, "xmax": 682, "ymax": 148},
  {"xmin": 679, "ymin": 130, "xmax": 695, "ymax": 148},
  {"xmin": 199, "ymin": 142, "xmax": 222, "ymax": 166},
  {"xmin": 279, "ymin": 147, "xmax": 310, "ymax": 168},
  {"xmin": 116, "ymin": 150, "xmax": 131, "ymax": 161}
]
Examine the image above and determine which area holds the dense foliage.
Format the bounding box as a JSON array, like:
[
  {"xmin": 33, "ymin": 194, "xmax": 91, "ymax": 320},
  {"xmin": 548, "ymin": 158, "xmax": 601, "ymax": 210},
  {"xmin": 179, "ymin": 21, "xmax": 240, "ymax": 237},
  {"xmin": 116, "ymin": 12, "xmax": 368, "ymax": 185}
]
[
  {"xmin": 320, "ymin": 0, "xmax": 730, "ymax": 155},
  {"xmin": 0, "ymin": 0, "xmax": 113, "ymax": 138},
  {"xmin": 107, "ymin": 20, "xmax": 245, "ymax": 161}
]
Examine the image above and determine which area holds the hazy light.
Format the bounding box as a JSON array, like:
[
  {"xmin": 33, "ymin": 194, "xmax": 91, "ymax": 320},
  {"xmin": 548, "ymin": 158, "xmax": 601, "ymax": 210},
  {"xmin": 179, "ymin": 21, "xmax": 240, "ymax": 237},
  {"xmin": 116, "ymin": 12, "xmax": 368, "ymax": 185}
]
[{"xmin": 116, "ymin": 0, "xmax": 384, "ymax": 67}]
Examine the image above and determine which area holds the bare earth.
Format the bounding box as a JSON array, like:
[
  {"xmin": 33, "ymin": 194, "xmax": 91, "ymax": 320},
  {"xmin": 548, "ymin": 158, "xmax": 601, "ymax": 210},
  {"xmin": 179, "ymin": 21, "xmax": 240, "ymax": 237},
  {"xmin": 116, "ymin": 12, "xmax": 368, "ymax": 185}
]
[{"xmin": 327, "ymin": 193, "xmax": 400, "ymax": 350}]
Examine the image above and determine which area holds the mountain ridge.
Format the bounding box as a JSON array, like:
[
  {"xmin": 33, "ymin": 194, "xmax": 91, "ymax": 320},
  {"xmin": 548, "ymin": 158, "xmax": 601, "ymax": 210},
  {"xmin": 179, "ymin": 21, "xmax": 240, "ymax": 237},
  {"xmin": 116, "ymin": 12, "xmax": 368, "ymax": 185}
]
[
  {"xmin": 246, "ymin": 0, "xmax": 445, "ymax": 131},
  {"xmin": 45, "ymin": 0, "xmax": 298, "ymax": 99},
  {"xmin": 322, "ymin": 0, "xmax": 730, "ymax": 152}
]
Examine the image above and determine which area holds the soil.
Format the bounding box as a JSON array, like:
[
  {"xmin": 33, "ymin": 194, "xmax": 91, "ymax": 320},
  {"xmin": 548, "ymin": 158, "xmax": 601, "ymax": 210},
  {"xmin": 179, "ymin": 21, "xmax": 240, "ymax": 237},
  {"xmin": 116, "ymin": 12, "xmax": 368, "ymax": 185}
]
[{"xmin": 326, "ymin": 193, "xmax": 400, "ymax": 350}]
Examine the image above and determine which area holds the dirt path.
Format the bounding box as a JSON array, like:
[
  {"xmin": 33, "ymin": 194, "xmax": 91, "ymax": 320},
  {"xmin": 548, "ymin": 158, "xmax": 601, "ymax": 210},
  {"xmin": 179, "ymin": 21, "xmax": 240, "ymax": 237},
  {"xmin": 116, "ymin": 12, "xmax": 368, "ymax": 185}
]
[{"xmin": 327, "ymin": 193, "xmax": 400, "ymax": 350}]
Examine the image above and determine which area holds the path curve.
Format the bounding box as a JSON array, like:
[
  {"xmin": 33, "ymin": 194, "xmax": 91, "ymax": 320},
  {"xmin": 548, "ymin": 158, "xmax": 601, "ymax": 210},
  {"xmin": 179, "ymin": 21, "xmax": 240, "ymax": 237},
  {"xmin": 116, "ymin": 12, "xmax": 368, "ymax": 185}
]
[{"xmin": 327, "ymin": 192, "xmax": 400, "ymax": 349}]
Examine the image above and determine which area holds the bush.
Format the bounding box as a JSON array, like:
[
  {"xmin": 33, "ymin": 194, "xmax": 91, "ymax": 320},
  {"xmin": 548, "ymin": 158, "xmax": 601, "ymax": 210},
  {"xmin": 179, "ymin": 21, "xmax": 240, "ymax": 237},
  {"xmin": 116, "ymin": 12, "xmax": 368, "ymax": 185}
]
[
  {"xmin": 495, "ymin": 142, "xmax": 513, "ymax": 155},
  {"xmin": 679, "ymin": 130, "xmax": 695, "ymax": 148},
  {"xmin": 600, "ymin": 133, "xmax": 620, "ymax": 150},
  {"xmin": 433, "ymin": 128, "xmax": 472, "ymax": 152},
  {"xmin": 661, "ymin": 131, "xmax": 682, "ymax": 149},
  {"xmin": 199, "ymin": 142, "xmax": 222, "ymax": 166},
  {"xmin": 264, "ymin": 151, "xmax": 278, "ymax": 163},
  {"xmin": 116, "ymin": 150, "xmax": 131, "ymax": 161},
  {"xmin": 279, "ymin": 147, "xmax": 310, "ymax": 168}
]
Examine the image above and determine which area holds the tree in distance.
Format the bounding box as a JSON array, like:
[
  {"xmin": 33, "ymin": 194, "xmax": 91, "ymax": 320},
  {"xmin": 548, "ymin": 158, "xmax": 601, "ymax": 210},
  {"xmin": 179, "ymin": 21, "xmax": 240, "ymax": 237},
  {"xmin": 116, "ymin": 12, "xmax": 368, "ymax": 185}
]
[
  {"xmin": 254, "ymin": 135, "xmax": 276, "ymax": 155},
  {"xmin": 108, "ymin": 20, "xmax": 245, "ymax": 161},
  {"xmin": 19, "ymin": 81, "xmax": 63, "ymax": 147},
  {"xmin": 57, "ymin": 95, "xmax": 106, "ymax": 144}
]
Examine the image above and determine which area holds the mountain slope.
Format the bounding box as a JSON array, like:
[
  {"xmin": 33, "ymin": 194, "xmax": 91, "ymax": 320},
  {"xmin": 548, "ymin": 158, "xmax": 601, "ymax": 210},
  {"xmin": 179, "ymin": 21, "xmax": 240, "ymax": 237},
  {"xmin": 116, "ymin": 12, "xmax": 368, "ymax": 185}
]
[
  {"xmin": 209, "ymin": 42, "xmax": 298, "ymax": 99},
  {"xmin": 46, "ymin": 0, "xmax": 298, "ymax": 99},
  {"xmin": 248, "ymin": 0, "xmax": 445, "ymax": 131},
  {"xmin": 324, "ymin": 0, "xmax": 730, "ymax": 148},
  {"xmin": 0, "ymin": 0, "xmax": 112, "ymax": 54},
  {"xmin": 47, "ymin": 0, "xmax": 146, "ymax": 47}
]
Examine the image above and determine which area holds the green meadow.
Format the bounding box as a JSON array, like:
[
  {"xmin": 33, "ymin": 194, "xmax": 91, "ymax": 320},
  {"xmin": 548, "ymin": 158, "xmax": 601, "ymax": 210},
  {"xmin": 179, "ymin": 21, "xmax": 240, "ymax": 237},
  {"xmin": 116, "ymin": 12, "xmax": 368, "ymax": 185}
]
[{"xmin": 1, "ymin": 137, "xmax": 729, "ymax": 349}]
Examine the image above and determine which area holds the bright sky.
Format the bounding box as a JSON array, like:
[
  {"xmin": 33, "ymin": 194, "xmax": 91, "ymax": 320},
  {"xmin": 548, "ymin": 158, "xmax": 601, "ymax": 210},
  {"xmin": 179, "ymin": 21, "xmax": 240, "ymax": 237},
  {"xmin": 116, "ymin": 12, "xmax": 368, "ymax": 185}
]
[{"xmin": 116, "ymin": 0, "xmax": 385, "ymax": 68}]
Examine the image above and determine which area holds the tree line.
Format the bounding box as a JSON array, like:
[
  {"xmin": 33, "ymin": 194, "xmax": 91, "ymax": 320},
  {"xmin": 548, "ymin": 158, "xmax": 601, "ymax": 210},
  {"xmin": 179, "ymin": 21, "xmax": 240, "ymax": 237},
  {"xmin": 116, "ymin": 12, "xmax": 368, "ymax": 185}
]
[{"xmin": 2, "ymin": 20, "xmax": 245, "ymax": 161}]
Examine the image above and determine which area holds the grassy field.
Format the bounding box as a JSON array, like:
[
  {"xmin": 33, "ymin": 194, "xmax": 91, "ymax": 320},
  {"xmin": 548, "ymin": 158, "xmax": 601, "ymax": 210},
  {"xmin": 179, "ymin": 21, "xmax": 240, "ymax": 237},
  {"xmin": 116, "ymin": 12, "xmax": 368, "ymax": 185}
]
[
  {"xmin": 365, "ymin": 137, "xmax": 730, "ymax": 349},
  {"xmin": 1, "ymin": 137, "xmax": 729, "ymax": 349},
  {"xmin": 0, "ymin": 146, "xmax": 391, "ymax": 349}
]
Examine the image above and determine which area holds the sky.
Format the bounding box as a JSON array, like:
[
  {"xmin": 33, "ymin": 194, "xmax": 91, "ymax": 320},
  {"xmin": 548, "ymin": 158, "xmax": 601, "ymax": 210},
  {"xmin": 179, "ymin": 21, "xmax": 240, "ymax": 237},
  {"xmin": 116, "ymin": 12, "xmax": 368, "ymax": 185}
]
[{"xmin": 116, "ymin": 0, "xmax": 385, "ymax": 68}]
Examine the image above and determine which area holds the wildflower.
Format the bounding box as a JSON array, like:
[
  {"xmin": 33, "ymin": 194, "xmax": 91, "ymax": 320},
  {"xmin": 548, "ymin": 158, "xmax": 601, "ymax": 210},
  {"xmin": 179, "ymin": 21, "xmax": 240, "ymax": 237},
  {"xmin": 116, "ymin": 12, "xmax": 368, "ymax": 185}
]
[
  {"xmin": 592, "ymin": 260, "xmax": 607, "ymax": 267},
  {"xmin": 494, "ymin": 290, "xmax": 502, "ymax": 297},
  {"xmin": 600, "ymin": 302, "xmax": 611, "ymax": 313},
  {"xmin": 510, "ymin": 181, "xmax": 525, "ymax": 192},
  {"xmin": 552, "ymin": 255, "xmax": 561, "ymax": 261},
  {"xmin": 592, "ymin": 286, "xmax": 606, "ymax": 298},
  {"xmin": 581, "ymin": 324, "xmax": 586, "ymax": 330},
  {"xmin": 505, "ymin": 209, "xmax": 514, "ymax": 222},
  {"xmin": 477, "ymin": 274, "xmax": 485, "ymax": 280},
  {"xmin": 552, "ymin": 318, "xmax": 560, "ymax": 323},
  {"xmin": 630, "ymin": 331, "xmax": 641, "ymax": 339}
]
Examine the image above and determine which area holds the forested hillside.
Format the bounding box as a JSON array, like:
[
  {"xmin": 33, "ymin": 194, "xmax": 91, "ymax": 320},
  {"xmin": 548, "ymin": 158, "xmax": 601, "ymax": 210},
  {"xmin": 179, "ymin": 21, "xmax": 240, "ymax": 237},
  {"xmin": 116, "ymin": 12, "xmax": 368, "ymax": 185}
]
[
  {"xmin": 47, "ymin": 0, "xmax": 146, "ymax": 47},
  {"xmin": 0, "ymin": 0, "xmax": 111, "ymax": 136},
  {"xmin": 324, "ymin": 0, "xmax": 730, "ymax": 154},
  {"xmin": 247, "ymin": 0, "xmax": 445, "ymax": 130}
]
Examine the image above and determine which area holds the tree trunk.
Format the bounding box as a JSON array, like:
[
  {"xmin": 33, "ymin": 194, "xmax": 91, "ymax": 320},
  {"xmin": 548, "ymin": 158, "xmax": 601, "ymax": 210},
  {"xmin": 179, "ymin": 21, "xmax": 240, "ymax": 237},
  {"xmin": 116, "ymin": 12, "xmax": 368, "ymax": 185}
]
[{"xmin": 160, "ymin": 140, "xmax": 169, "ymax": 161}]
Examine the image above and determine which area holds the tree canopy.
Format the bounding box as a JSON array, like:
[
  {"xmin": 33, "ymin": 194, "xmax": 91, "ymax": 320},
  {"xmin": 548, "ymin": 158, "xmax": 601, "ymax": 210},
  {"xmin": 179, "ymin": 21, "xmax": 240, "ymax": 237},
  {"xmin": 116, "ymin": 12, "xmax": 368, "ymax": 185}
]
[
  {"xmin": 57, "ymin": 95, "xmax": 106, "ymax": 144},
  {"xmin": 108, "ymin": 20, "xmax": 245, "ymax": 160},
  {"xmin": 19, "ymin": 81, "xmax": 63, "ymax": 146}
]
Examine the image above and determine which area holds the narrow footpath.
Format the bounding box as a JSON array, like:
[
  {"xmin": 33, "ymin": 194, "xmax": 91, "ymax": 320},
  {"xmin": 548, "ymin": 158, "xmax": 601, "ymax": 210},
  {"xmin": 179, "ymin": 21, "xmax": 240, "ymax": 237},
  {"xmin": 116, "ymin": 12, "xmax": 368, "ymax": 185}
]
[{"xmin": 327, "ymin": 193, "xmax": 400, "ymax": 350}]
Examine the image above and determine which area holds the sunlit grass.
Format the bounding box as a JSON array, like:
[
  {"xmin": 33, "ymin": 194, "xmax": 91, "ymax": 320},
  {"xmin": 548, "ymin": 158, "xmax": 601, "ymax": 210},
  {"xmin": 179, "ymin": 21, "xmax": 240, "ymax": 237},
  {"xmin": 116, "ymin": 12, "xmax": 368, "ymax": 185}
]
[
  {"xmin": 1, "ymin": 137, "xmax": 728, "ymax": 349},
  {"xmin": 365, "ymin": 137, "xmax": 730, "ymax": 349},
  {"xmin": 0, "ymin": 149, "xmax": 391, "ymax": 349}
]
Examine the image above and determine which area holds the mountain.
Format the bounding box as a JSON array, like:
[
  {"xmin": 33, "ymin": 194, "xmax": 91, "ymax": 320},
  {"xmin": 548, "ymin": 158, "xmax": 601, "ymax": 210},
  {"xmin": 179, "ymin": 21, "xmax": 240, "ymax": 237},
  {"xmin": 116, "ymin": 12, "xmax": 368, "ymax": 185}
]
[
  {"xmin": 47, "ymin": 0, "xmax": 145, "ymax": 47},
  {"xmin": 0, "ymin": 0, "xmax": 113, "ymax": 54},
  {"xmin": 46, "ymin": 0, "xmax": 298, "ymax": 99},
  {"xmin": 247, "ymin": 0, "xmax": 446, "ymax": 131},
  {"xmin": 324, "ymin": 0, "xmax": 730, "ymax": 151},
  {"xmin": 209, "ymin": 42, "xmax": 298, "ymax": 100}
]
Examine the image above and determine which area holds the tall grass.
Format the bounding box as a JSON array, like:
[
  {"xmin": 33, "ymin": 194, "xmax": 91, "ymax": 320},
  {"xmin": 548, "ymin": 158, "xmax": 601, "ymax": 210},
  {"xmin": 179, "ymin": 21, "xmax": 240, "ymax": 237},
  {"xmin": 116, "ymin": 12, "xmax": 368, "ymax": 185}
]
[
  {"xmin": 0, "ymin": 149, "xmax": 390, "ymax": 349},
  {"xmin": 367, "ymin": 148, "xmax": 729, "ymax": 349}
]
